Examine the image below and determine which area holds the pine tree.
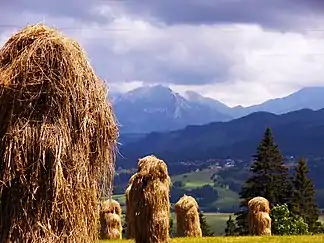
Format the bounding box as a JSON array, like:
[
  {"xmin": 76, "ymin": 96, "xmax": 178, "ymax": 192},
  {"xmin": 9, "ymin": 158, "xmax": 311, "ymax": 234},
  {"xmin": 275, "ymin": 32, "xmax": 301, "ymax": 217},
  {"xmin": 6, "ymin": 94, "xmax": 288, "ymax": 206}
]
[
  {"xmin": 199, "ymin": 210, "xmax": 214, "ymax": 236},
  {"xmin": 122, "ymin": 216, "xmax": 127, "ymax": 237},
  {"xmin": 169, "ymin": 217, "xmax": 174, "ymax": 237},
  {"xmin": 235, "ymin": 127, "xmax": 292, "ymax": 235},
  {"xmin": 225, "ymin": 215, "xmax": 236, "ymax": 236},
  {"xmin": 291, "ymin": 158, "xmax": 320, "ymax": 232}
]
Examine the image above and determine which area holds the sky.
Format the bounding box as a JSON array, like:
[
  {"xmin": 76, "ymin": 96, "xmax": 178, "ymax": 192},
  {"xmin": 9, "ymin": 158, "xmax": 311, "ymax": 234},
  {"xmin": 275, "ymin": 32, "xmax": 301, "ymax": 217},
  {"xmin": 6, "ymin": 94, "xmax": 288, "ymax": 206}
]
[{"xmin": 1, "ymin": 0, "xmax": 324, "ymax": 107}]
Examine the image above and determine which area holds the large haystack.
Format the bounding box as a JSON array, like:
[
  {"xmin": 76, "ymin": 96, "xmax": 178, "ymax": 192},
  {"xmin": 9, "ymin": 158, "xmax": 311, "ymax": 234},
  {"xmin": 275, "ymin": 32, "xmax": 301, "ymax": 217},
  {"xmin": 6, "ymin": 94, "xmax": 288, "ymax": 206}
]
[
  {"xmin": 248, "ymin": 196, "xmax": 271, "ymax": 236},
  {"xmin": 100, "ymin": 200, "xmax": 122, "ymax": 239},
  {"xmin": 128, "ymin": 155, "xmax": 171, "ymax": 243},
  {"xmin": 174, "ymin": 195, "xmax": 202, "ymax": 237},
  {"xmin": 0, "ymin": 24, "xmax": 118, "ymax": 242}
]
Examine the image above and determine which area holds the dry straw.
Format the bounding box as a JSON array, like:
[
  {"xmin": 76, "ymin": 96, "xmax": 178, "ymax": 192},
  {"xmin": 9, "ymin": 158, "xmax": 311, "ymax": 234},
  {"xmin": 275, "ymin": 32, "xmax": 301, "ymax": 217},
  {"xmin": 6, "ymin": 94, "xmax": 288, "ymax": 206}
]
[
  {"xmin": 248, "ymin": 196, "xmax": 271, "ymax": 236},
  {"xmin": 254, "ymin": 212, "xmax": 272, "ymax": 236},
  {"xmin": 0, "ymin": 24, "xmax": 118, "ymax": 242},
  {"xmin": 100, "ymin": 199, "xmax": 123, "ymax": 239},
  {"xmin": 128, "ymin": 155, "xmax": 171, "ymax": 243},
  {"xmin": 174, "ymin": 194, "xmax": 202, "ymax": 237},
  {"xmin": 101, "ymin": 199, "xmax": 122, "ymax": 217}
]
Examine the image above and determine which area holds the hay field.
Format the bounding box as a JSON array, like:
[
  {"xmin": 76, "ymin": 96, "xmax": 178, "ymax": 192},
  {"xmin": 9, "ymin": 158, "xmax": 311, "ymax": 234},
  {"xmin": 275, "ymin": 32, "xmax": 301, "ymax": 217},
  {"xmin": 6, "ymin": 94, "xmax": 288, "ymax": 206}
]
[
  {"xmin": 204, "ymin": 213, "xmax": 324, "ymax": 235},
  {"xmin": 100, "ymin": 235, "xmax": 324, "ymax": 243}
]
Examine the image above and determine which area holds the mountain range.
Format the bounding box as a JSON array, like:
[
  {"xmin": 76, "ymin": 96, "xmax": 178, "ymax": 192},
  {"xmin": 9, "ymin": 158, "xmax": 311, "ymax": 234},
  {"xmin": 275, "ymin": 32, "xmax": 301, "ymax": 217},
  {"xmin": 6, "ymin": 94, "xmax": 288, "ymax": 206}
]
[
  {"xmin": 111, "ymin": 85, "xmax": 324, "ymax": 134},
  {"xmin": 117, "ymin": 108, "xmax": 324, "ymax": 168}
]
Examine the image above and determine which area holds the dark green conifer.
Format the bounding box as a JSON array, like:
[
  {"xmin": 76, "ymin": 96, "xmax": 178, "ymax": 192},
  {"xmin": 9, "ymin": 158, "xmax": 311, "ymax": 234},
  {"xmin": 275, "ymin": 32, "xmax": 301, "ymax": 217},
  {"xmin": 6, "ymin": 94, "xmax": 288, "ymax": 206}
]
[
  {"xmin": 235, "ymin": 127, "xmax": 292, "ymax": 235},
  {"xmin": 225, "ymin": 215, "xmax": 236, "ymax": 236},
  {"xmin": 291, "ymin": 158, "xmax": 320, "ymax": 232},
  {"xmin": 199, "ymin": 210, "xmax": 214, "ymax": 236}
]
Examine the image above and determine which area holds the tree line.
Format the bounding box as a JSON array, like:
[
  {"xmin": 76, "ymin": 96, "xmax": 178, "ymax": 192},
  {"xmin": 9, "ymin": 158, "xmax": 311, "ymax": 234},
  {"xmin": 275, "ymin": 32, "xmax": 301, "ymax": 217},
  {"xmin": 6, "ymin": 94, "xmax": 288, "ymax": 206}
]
[{"xmin": 225, "ymin": 127, "xmax": 323, "ymax": 235}]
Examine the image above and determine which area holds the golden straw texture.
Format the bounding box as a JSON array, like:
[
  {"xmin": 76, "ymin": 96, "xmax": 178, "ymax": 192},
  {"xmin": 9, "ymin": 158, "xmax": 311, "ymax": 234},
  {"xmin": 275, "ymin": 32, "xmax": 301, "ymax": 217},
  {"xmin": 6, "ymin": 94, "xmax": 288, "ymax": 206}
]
[
  {"xmin": 128, "ymin": 155, "xmax": 171, "ymax": 243},
  {"xmin": 0, "ymin": 24, "xmax": 118, "ymax": 243},
  {"xmin": 174, "ymin": 195, "xmax": 202, "ymax": 237}
]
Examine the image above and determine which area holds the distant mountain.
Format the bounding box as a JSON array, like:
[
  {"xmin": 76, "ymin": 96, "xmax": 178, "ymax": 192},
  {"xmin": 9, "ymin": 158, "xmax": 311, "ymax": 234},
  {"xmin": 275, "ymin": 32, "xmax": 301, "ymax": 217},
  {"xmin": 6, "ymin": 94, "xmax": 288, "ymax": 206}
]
[
  {"xmin": 110, "ymin": 85, "xmax": 324, "ymax": 134},
  {"xmin": 183, "ymin": 90, "xmax": 232, "ymax": 115},
  {"xmin": 234, "ymin": 87, "xmax": 324, "ymax": 117},
  {"xmin": 111, "ymin": 85, "xmax": 232, "ymax": 133},
  {"xmin": 183, "ymin": 86, "xmax": 324, "ymax": 118},
  {"xmin": 117, "ymin": 108, "xmax": 324, "ymax": 168}
]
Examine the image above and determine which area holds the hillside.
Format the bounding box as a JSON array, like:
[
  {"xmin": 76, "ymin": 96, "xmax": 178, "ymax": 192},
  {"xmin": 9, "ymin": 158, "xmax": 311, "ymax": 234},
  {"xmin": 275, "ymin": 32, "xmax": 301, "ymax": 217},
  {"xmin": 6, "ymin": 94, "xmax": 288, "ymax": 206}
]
[
  {"xmin": 113, "ymin": 169, "xmax": 240, "ymax": 213},
  {"xmin": 117, "ymin": 108, "xmax": 324, "ymax": 168}
]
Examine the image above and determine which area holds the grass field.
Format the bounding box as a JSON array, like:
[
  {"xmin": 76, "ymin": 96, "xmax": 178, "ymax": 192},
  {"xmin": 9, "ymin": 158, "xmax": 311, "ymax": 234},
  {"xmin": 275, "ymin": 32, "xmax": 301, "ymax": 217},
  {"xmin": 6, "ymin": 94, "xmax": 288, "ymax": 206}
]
[
  {"xmin": 112, "ymin": 167, "xmax": 324, "ymax": 235},
  {"xmin": 108, "ymin": 212, "xmax": 324, "ymax": 236},
  {"xmin": 172, "ymin": 170, "xmax": 215, "ymax": 189},
  {"xmin": 100, "ymin": 235, "xmax": 324, "ymax": 243},
  {"xmin": 112, "ymin": 169, "xmax": 240, "ymax": 209},
  {"xmin": 199, "ymin": 213, "xmax": 324, "ymax": 235}
]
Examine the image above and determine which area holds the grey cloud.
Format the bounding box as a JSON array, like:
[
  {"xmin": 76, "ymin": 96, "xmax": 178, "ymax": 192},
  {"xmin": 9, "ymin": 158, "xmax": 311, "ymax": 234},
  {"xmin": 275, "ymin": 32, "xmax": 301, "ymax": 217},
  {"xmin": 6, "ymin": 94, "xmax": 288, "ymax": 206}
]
[
  {"xmin": 2, "ymin": 0, "xmax": 110, "ymax": 24},
  {"xmin": 85, "ymin": 41, "xmax": 232, "ymax": 85},
  {"xmin": 120, "ymin": 0, "xmax": 324, "ymax": 30},
  {"xmin": 2, "ymin": 0, "xmax": 323, "ymax": 31},
  {"xmin": 1, "ymin": 0, "xmax": 324, "ymax": 91}
]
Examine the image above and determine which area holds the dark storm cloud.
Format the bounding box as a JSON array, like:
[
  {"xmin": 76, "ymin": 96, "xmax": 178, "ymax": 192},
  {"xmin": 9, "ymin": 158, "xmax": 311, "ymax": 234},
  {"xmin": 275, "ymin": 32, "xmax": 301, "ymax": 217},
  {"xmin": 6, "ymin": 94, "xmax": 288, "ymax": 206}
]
[
  {"xmin": 3, "ymin": 0, "xmax": 324, "ymax": 29},
  {"xmin": 120, "ymin": 0, "xmax": 324, "ymax": 29}
]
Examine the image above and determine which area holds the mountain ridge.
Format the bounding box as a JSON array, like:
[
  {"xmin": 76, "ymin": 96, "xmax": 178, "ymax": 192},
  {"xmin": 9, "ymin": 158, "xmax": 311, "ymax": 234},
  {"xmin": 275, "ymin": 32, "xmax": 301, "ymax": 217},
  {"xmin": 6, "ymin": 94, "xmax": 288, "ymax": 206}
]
[
  {"xmin": 112, "ymin": 85, "xmax": 232, "ymax": 133},
  {"xmin": 111, "ymin": 85, "xmax": 324, "ymax": 134},
  {"xmin": 117, "ymin": 108, "xmax": 324, "ymax": 168}
]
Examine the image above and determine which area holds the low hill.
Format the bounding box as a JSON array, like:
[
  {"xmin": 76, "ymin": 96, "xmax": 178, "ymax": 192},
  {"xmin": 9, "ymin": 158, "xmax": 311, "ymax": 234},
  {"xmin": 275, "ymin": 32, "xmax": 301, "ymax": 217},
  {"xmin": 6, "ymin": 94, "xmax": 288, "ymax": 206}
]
[
  {"xmin": 117, "ymin": 108, "xmax": 324, "ymax": 168},
  {"xmin": 112, "ymin": 169, "xmax": 240, "ymax": 213}
]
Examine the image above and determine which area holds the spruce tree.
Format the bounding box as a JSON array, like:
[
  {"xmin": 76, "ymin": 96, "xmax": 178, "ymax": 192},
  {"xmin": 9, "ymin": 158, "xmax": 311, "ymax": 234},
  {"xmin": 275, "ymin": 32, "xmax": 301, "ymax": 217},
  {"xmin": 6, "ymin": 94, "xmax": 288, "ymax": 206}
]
[
  {"xmin": 225, "ymin": 215, "xmax": 236, "ymax": 236},
  {"xmin": 169, "ymin": 217, "xmax": 174, "ymax": 237},
  {"xmin": 199, "ymin": 210, "xmax": 214, "ymax": 236},
  {"xmin": 122, "ymin": 216, "xmax": 127, "ymax": 237},
  {"xmin": 235, "ymin": 127, "xmax": 292, "ymax": 235},
  {"xmin": 291, "ymin": 158, "xmax": 320, "ymax": 232}
]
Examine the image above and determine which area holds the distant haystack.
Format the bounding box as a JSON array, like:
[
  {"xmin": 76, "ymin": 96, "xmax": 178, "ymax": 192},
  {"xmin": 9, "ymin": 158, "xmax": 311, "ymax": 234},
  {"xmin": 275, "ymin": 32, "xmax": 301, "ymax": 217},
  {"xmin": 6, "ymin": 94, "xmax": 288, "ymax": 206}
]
[
  {"xmin": 248, "ymin": 196, "xmax": 271, "ymax": 236},
  {"xmin": 174, "ymin": 195, "xmax": 202, "ymax": 237},
  {"xmin": 100, "ymin": 199, "xmax": 122, "ymax": 239},
  {"xmin": 0, "ymin": 24, "xmax": 118, "ymax": 242},
  {"xmin": 248, "ymin": 197, "xmax": 270, "ymax": 214},
  {"xmin": 101, "ymin": 199, "xmax": 122, "ymax": 216},
  {"xmin": 255, "ymin": 212, "xmax": 272, "ymax": 236},
  {"xmin": 128, "ymin": 155, "xmax": 171, "ymax": 243}
]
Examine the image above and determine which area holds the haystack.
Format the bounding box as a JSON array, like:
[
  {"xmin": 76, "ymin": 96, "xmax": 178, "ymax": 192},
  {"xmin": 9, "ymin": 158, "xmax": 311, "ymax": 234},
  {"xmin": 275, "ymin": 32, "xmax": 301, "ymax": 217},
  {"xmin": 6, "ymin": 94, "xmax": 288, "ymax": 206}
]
[
  {"xmin": 125, "ymin": 174, "xmax": 136, "ymax": 239},
  {"xmin": 101, "ymin": 199, "xmax": 122, "ymax": 216},
  {"xmin": 100, "ymin": 200, "xmax": 122, "ymax": 239},
  {"xmin": 254, "ymin": 212, "xmax": 271, "ymax": 236},
  {"xmin": 0, "ymin": 24, "xmax": 118, "ymax": 242},
  {"xmin": 174, "ymin": 195, "xmax": 202, "ymax": 237},
  {"xmin": 128, "ymin": 155, "xmax": 171, "ymax": 243},
  {"xmin": 248, "ymin": 196, "xmax": 270, "ymax": 214},
  {"xmin": 248, "ymin": 196, "xmax": 271, "ymax": 236}
]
